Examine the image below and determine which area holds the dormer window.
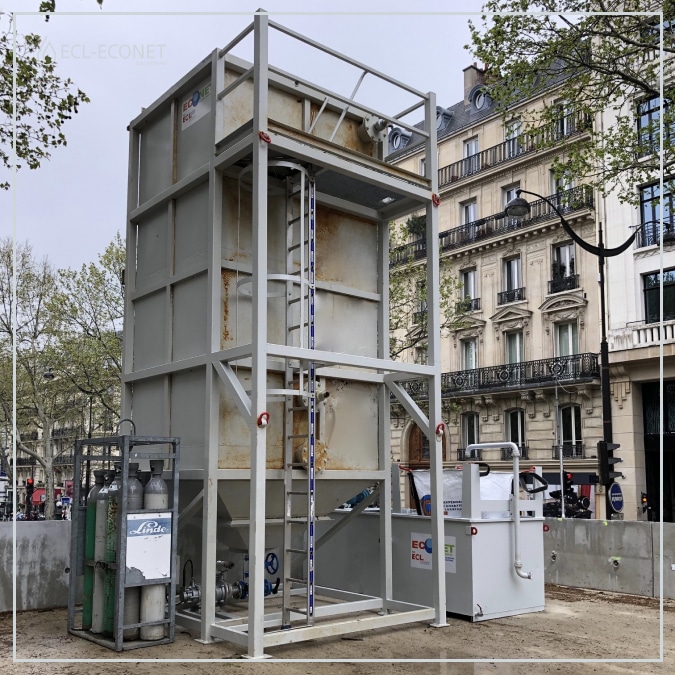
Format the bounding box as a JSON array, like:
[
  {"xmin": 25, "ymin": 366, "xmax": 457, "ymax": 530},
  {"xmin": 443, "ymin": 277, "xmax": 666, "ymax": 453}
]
[
  {"xmin": 389, "ymin": 127, "xmax": 412, "ymax": 153},
  {"xmin": 436, "ymin": 106, "xmax": 454, "ymax": 132}
]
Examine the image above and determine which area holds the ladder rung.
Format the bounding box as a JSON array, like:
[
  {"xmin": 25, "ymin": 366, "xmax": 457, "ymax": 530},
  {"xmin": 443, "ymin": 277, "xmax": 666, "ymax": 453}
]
[
  {"xmin": 288, "ymin": 215, "xmax": 305, "ymax": 225},
  {"xmin": 287, "ymin": 406, "xmax": 306, "ymax": 412},
  {"xmin": 287, "ymin": 517, "xmax": 310, "ymax": 523},
  {"xmin": 286, "ymin": 548, "xmax": 306, "ymax": 554},
  {"xmin": 286, "ymin": 577, "xmax": 307, "ymax": 585},
  {"xmin": 286, "ymin": 434, "xmax": 307, "ymax": 440},
  {"xmin": 287, "ymin": 490, "xmax": 308, "ymax": 496},
  {"xmin": 288, "ymin": 241, "xmax": 309, "ymax": 252},
  {"xmin": 286, "ymin": 462, "xmax": 307, "ymax": 468},
  {"xmin": 288, "ymin": 323, "xmax": 309, "ymax": 332}
]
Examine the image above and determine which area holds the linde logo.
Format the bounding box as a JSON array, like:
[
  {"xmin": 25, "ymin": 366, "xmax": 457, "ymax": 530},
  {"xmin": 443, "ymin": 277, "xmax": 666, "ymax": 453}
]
[{"xmin": 129, "ymin": 520, "xmax": 169, "ymax": 536}]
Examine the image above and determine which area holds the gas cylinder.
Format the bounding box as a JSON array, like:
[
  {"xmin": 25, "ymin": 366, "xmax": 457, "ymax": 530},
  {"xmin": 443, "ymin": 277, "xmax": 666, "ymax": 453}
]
[
  {"xmin": 139, "ymin": 459, "xmax": 169, "ymax": 640},
  {"xmin": 123, "ymin": 463, "xmax": 144, "ymax": 640},
  {"xmin": 102, "ymin": 462, "xmax": 121, "ymax": 637},
  {"xmin": 92, "ymin": 469, "xmax": 114, "ymax": 634},
  {"xmin": 82, "ymin": 470, "xmax": 104, "ymax": 631}
]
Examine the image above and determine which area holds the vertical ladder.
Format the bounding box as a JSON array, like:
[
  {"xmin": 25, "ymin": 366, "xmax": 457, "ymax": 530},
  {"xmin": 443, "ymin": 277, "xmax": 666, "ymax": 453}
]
[{"xmin": 281, "ymin": 167, "xmax": 316, "ymax": 629}]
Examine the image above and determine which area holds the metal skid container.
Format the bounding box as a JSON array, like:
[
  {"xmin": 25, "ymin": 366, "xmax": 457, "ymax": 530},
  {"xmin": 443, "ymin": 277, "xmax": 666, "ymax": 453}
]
[{"xmin": 123, "ymin": 13, "xmax": 446, "ymax": 657}]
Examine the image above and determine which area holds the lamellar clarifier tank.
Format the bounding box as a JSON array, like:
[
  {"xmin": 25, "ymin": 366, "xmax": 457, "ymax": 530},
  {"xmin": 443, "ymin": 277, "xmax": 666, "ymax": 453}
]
[
  {"xmin": 123, "ymin": 462, "xmax": 144, "ymax": 640},
  {"xmin": 139, "ymin": 459, "xmax": 169, "ymax": 640},
  {"xmin": 82, "ymin": 470, "xmax": 105, "ymax": 631},
  {"xmin": 92, "ymin": 469, "xmax": 115, "ymax": 634}
]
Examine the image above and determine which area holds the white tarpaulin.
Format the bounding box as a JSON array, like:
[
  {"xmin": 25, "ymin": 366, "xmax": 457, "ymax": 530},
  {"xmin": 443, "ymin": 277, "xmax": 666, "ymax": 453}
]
[{"xmin": 411, "ymin": 469, "xmax": 513, "ymax": 519}]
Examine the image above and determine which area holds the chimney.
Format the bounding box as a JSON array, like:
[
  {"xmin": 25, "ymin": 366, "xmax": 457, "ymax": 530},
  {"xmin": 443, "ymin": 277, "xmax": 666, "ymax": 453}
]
[{"xmin": 464, "ymin": 62, "xmax": 486, "ymax": 105}]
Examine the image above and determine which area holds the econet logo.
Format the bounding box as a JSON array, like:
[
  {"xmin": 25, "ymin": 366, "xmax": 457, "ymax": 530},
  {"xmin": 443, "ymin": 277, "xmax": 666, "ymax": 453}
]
[{"xmin": 182, "ymin": 84, "xmax": 212, "ymax": 113}]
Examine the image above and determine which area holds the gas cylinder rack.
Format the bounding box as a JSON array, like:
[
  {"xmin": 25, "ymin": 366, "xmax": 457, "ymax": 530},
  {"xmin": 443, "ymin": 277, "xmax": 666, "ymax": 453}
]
[{"xmin": 67, "ymin": 434, "xmax": 180, "ymax": 652}]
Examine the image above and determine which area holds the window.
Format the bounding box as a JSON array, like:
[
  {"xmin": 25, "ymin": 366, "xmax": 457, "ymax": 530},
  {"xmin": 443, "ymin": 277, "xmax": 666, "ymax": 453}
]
[
  {"xmin": 463, "ymin": 137, "xmax": 480, "ymax": 175},
  {"xmin": 419, "ymin": 156, "xmax": 426, "ymax": 176},
  {"xmin": 553, "ymin": 242, "xmax": 575, "ymax": 278},
  {"xmin": 503, "ymin": 184, "xmax": 521, "ymax": 228},
  {"xmin": 550, "ymin": 242, "xmax": 577, "ymax": 292},
  {"xmin": 556, "ymin": 322, "xmax": 579, "ymax": 356},
  {"xmin": 506, "ymin": 409, "xmax": 525, "ymax": 447},
  {"xmin": 638, "ymin": 96, "xmax": 672, "ymax": 155},
  {"xmin": 408, "ymin": 424, "xmax": 446, "ymax": 467},
  {"xmin": 560, "ymin": 405, "xmax": 582, "ymax": 455},
  {"xmin": 553, "ymin": 99, "xmax": 574, "ymax": 139},
  {"xmin": 504, "ymin": 256, "xmax": 521, "ymax": 292},
  {"xmin": 506, "ymin": 331, "xmax": 524, "ymax": 364},
  {"xmin": 639, "ymin": 182, "xmax": 674, "ymax": 247},
  {"xmin": 462, "ymin": 412, "xmax": 479, "ymax": 448},
  {"xmin": 414, "ymin": 345, "xmax": 428, "ymax": 365},
  {"xmin": 462, "ymin": 268, "xmax": 477, "ymax": 299},
  {"xmin": 462, "ymin": 338, "xmax": 477, "ymax": 369},
  {"xmin": 643, "ymin": 269, "xmax": 675, "ymax": 324},
  {"xmin": 462, "ymin": 200, "xmax": 477, "ymax": 225},
  {"xmin": 550, "ymin": 169, "xmax": 574, "ymax": 195},
  {"xmin": 505, "ymin": 119, "xmax": 522, "ymax": 157}
]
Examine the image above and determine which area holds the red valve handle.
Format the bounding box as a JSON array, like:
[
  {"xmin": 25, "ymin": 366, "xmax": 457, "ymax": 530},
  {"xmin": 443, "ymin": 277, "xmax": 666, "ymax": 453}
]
[
  {"xmin": 432, "ymin": 193, "xmax": 441, "ymax": 206},
  {"xmin": 259, "ymin": 131, "xmax": 271, "ymax": 143},
  {"xmin": 257, "ymin": 411, "xmax": 270, "ymax": 427}
]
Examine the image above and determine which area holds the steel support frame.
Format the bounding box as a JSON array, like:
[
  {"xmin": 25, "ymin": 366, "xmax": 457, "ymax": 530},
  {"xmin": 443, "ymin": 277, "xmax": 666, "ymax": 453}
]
[{"xmin": 122, "ymin": 12, "xmax": 447, "ymax": 659}]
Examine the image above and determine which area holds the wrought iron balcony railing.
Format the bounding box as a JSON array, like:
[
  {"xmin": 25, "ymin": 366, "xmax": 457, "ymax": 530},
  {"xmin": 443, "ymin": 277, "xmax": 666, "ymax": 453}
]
[
  {"xmin": 456, "ymin": 297, "xmax": 481, "ymax": 312},
  {"xmin": 393, "ymin": 353, "xmax": 600, "ymax": 402},
  {"xmin": 552, "ymin": 443, "xmax": 584, "ymax": 459},
  {"xmin": 498, "ymin": 287, "xmax": 526, "ymax": 305},
  {"xmin": 501, "ymin": 445, "xmax": 528, "ymax": 460},
  {"xmin": 13, "ymin": 457, "xmax": 37, "ymax": 466},
  {"xmin": 457, "ymin": 447, "xmax": 482, "ymax": 461},
  {"xmin": 437, "ymin": 111, "xmax": 591, "ymax": 188},
  {"xmin": 636, "ymin": 219, "xmax": 674, "ymax": 248},
  {"xmin": 53, "ymin": 453, "xmax": 75, "ymax": 466},
  {"xmin": 549, "ymin": 274, "xmax": 579, "ymax": 294},
  {"xmin": 390, "ymin": 186, "xmax": 594, "ymax": 267}
]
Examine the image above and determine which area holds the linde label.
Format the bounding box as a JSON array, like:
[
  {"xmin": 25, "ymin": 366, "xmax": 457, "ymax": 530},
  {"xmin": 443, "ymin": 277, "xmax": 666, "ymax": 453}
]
[
  {"xmin": 126, "ymin": 511, "xmax": 172, "ymax": 581},
  {"xmin": 410, "ymin": 531, "xmax": 457, "ymax": 574}
]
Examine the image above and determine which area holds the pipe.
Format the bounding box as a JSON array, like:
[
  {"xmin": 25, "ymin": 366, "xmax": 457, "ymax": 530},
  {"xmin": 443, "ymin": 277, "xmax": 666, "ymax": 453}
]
[{"xmin": 466, "ymin": 441, "xmax": 532, "ymax": 580}]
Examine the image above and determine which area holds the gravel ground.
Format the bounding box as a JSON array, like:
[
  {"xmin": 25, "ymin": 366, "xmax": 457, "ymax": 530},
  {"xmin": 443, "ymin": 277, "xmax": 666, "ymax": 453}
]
[{"xmin": 1, "ymin": 585, "xmax": 673, "ymax": 674}]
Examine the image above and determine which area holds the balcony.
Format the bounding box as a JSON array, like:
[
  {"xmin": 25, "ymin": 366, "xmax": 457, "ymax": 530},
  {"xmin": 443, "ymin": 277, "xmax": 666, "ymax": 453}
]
[
  {"xmin": 549, "ymin": 274, "xmax": 579, "ymax": 294},
  {"xmin": 54, "ymin": 453, "xmax": 75, "ymax": 466},
  {"xmin": 456, "ymin": 297, "xmax": 481, "ymax": 312},
  {"xmin": 457, "ymin": 447, "xmax": 482, "ymax": 461},
  {"xmin": 501, "ymin": 445, "xmax": 528, "ymax": 460},
  {"xmin": 635, "ymin": 219, "xmax": 673, "ymax": 248},
  {"xmin": 610, "ymin": 318, "xmax": 675, "ymax": 351},
  {"xmin": 438, "ymin": 111, "xmax": 591, "ymax": 188},
  {"xmin": 552, "ymin": 443, "xmax": 584, "ymax": 459},
  {"xmin": 498, "ymin": 287, "xmax": 526, "ymax": 305},
  {"xmin": 394, "ymin": 353, "xmax": 600, "ymax": 401},
  {"xmin": 390, "ymin": 187, "xmax": 594, "ymax": 267},
  {"xmin": 13, "ymin": 457, "xmax": 37, "ymax": 466}
]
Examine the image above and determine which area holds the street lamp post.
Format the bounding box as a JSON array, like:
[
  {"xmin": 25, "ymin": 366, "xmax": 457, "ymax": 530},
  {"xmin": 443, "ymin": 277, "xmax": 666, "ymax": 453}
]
[{"xmin": 505, "ymin": 188, "xmax": 675, "ymax": 515}]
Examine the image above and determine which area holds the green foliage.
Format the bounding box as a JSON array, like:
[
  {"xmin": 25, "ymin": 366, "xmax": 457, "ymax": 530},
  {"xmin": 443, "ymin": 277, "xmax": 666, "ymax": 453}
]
[
  {"xmin": 0, "ymin": 235, "xmax": 123, "ymax": 518},
  {"xmin": 406, "ymin": 214, "xmax": 427, "ymax": 237},
  {"xmin": 389, "ymin": 220, "xmax": 468, "ymax": 360},
  {"xmin": 467, "ymin": 0, "xmax": 674, "ymax": 205},
  {"xmin": 0, "ymin": 11, "xmax": 89, "ymax": 189}
]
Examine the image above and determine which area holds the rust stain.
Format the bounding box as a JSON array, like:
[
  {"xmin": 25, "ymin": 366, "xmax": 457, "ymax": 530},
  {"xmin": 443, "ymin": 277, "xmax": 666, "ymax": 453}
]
[{"xmin": 221, "ymin": 269, "xmax": 235, "ymax": 345}]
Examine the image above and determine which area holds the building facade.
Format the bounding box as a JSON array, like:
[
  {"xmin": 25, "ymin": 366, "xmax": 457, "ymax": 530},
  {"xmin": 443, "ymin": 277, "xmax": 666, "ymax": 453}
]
[{"xmin": 388, "ymin": 65, "xmax": 608, "ymax": 515}]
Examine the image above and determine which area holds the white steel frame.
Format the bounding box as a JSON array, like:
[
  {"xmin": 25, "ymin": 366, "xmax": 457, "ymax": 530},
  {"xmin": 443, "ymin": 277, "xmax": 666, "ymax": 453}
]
[{"xmin": 123, "ymin": 11, "xmax": 445, "ymax": 658}]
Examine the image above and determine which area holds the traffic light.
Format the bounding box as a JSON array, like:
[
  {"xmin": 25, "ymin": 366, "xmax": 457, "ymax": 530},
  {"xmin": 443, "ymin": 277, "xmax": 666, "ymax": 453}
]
[
  {"xmin": 641, "ymin": 492, "xmax": 649, "ymax": 514},
  {"xmin": 563, "ymin": 472, "xmax": 574, "ymax": 496},
  {"xmin": 597, "ymin": 441, "xmax": 622, "ymax": 484},
  {"xmin": 25, "ymin": 478, "xmax": 34, "ymax": 521}
]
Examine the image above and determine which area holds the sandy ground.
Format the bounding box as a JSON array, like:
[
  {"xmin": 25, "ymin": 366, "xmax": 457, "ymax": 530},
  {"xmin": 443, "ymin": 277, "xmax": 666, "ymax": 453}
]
[{"xmin": 1, "ymin": 585, "xmax": 673, "ymax": 674}]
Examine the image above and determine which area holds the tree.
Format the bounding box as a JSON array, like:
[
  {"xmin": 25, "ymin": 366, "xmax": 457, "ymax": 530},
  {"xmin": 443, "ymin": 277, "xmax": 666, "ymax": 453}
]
[
  {"xmin": 0, "ymin": 235, "xmax": 123, "ymax": 520},
  {"xmin": 467, "ymin": 0, "xmax": 674, "ymax": 205},
  {"xmin": 0, "ymin": 8, "xmax": 89, "ymax": 189},
  {"xmin": 389, "ymin": 218, "xmax": 467, "ymax": 360},
  {"xmin": 0, "ymin": 238, "xmax": 80, "ymax": 520}
]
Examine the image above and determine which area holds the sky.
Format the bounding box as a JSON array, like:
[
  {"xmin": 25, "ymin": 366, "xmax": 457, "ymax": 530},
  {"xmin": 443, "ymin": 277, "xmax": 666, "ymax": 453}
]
[{"xmin": 1, "ymin": 0, "xmax": 487, "ymax": 271}]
